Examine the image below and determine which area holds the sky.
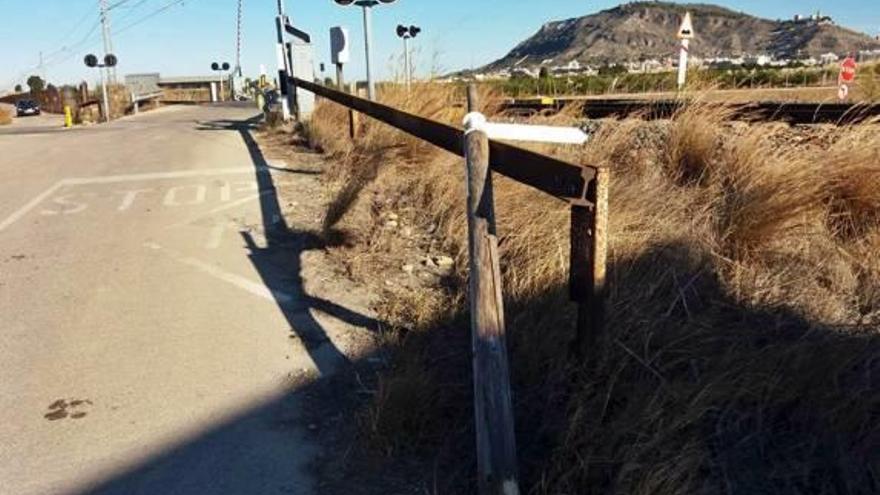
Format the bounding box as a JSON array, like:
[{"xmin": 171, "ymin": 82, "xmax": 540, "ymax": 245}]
[{"xmin": 1, "ymin": 0, "xmax": 878, "ymax": 92}]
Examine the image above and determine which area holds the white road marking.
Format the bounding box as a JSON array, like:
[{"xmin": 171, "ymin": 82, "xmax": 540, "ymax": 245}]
[
  {"xmin": 166, "ymin": 193, "xmax": 264, "ymax": 229},
  {"xmin": 144, "ymin": 242, "xmax": 294, "ymax": 304},
  {"xmin": 65, "ymin": 167, "xmax": 259, "ymax": 186},
  {"xmin": 163, "ymin": 184, "xmax": 208, "ymax": 206},
  {"xmin": 40, "ymin": 195, "xmax": 89, "ymax": 216},
  {"xmin": 0, "ymin": 182, "xmax": 65, "ymax": 232},
  {"xmin": 115, "ymin": 189, "xmax": 154, "ymax": 211},
  {"xmin": 0, "ymin": 169, "xmax": 265, "ymax": 233}
]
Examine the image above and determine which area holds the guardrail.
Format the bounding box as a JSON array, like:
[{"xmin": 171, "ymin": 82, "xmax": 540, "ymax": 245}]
[
  {"xmin": 502, "ymin": 97, "xmax": 880, "ymax": 124},
  {"xmin": 292, "ymin": 77, "xmax": 608, "ymax": 495},
  {"xmin": 130, "ymin": 91, "xmax": 164, "ymax": 114}
]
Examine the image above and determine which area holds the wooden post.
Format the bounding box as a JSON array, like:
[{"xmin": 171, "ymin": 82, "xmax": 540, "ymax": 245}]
[
  {"xmin": 348, "ymin": 82, "xmax": 359, "ymax": 140},
  {"xmin": 570, "ymin": 167, "xmax": 610, "ymax": 355},
  {"xmin": 464, "ymin": 85, "xmax": 520, "ymax": 495}
]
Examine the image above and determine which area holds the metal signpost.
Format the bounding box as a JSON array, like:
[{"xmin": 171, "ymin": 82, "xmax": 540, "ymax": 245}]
[
  {"xmin": 84, "ymin": 53, "xmax": 118, "ymax": 123},
  {"xmin": 838, "ymin": 56, "xmax": 857, "ymax": 101},
  {"xmin": 333, "ymin": 0, "xmax": 398, "ymax": 101},
  {"xmin": 211, "ymin": 62, "xmax": 231, "ymax": 102},
  {"xmin": 677, "ymin": 12, "xmax": 695, "ymax": 90},
  {"xmin": 396, "ymin": 24, "xmax": 421, "ymax": 90},
  {"xmin": 330, "ymin": 26, "xmax": 351, "ymax": 88}
]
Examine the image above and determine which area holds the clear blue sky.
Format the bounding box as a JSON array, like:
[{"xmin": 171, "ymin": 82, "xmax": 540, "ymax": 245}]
[{"xmin": 1, "ymin": 0, "xmax": 878, "ymax": 92}]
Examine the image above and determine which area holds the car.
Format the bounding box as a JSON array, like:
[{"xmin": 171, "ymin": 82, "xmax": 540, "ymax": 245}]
[{"xmin": 15, "ymin": 100, "xmax": 41, "ymax": 117}]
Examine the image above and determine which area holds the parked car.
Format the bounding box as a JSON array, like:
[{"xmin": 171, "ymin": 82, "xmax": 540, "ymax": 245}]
[{"xmin": 16, "ymin": 100, "xmax": 41, "ymax": 117}]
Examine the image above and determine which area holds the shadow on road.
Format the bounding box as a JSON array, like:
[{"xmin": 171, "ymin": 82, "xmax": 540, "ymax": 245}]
[{"xmin": 77, "ymin": 116, "xmax": 384, "ymax": 495}]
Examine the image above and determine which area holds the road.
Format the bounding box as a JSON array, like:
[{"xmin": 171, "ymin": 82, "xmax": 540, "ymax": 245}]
[
  {"xmin": 0, "ymin": 104, "xmax": 374, "ymax": 494},
  {"xmin": 0, "ymin": 103, "xmax": 68, "ymax": 136}
]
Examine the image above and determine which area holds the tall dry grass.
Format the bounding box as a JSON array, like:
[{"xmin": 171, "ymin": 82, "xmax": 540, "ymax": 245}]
[{"xmin": 308, "ymin": 84, "xmax": 880, "ymax": 493}]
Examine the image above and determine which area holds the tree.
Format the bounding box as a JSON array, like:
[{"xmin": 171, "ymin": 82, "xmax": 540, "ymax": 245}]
[
  {"xmin": 26, "ymin": 75, "xmax": 45, "ymax": 95},
  {"xmin": 538, "ymin": 66, "xmax": 551, "ymax": 79},
  {"xmin": 14, "ymin": 84, "xmax": 22, "ymax": 93}
]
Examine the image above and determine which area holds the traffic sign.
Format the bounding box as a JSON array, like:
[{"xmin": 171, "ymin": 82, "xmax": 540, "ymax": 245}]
[
  {"xmin": 840, "ymin": 57, "xmax": 857, "ymax": 83},
  {"xmin": 838, "ymin": 84, "xmax": 849, "ymax": 101},
  {"xmin": 678, "ymin": 12, "xmax": 695, "ymax": 40}
]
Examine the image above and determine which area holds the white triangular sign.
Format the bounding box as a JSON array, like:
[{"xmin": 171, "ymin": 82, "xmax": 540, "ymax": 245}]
[{"xmin": 678, "ymin": 12, "xmax": 695, "ymax": 39}]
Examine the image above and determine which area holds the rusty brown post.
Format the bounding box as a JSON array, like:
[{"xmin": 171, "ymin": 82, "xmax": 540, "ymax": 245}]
[
  {"xmin": 570, "ymin": 167, "xmax": 610, "ymax": 355},
  {"xmin": 464, "ymin": 84, "xmax": 520, "ymax": 495},
  {"xmin": 348, "ymin": 82, "xmax": 359, "ymax": 140}
]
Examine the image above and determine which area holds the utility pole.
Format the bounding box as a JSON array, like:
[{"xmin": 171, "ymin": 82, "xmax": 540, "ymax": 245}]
[
  {"xmin": 99, "ymin": 0, "xmax": 116, "ymax": 84},
  {"xmin": 275, "ymin": 0, "xmax": 292, "ymax": 120}
]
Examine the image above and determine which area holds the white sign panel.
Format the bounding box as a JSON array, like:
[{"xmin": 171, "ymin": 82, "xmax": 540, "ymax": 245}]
[{"xmin": 678, "ymin": 12, "xmax": 695, "ymax": 40}]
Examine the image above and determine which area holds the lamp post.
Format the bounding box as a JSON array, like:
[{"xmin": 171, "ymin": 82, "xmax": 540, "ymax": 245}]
[
  {"xmin": 84, "ymin": 53, "xmax": 117, "ymax": 122},
  {"xmin": 332, "ymin": 0, "xmax": 398, "ymax": 101},
  {"xmin": 211, "ymin": 62, "xmax": 231, "ymax": 102},
  {"xmin": 396, "ymin": 24, "xmax": 421, "ymax": 90}
]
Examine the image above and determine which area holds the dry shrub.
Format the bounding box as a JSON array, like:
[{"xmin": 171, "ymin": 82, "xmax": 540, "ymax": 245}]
[
  {"xmin": 821, "ymin": 124, "xmax": 880, "ymax": 239},
  {"xmin": 664, "ymin": 100, "xmax": 735, "ymax": 185},
  {"xmin": 309, "ymin": 86, "xmax": 880, "ymax": 494},
  {"xmin": 0, "ymin": 106, "xmax": 11, "ymax": 125}
]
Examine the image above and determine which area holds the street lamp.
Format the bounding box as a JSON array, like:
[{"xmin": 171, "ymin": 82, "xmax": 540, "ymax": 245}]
[
  {"xmin": 332, "ymin": 0, "xmax": 398, "ymax": 101},
  {"xmin": 211, "ymin": 62, "xmax": 231, "ymax": 102},
  {"xmin": 84, "ymin": 53, "xmax": 118, "ymax": 122},
  {"xmin": 396, "ymin": 24, "xmax": 421, "ymax": 89}
]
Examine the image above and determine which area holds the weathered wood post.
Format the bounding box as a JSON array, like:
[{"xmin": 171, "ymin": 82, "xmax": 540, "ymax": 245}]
[
  {"xmin": 348, "ymin": 82, "xmax": 359, "ymax": 140},
  {"xmin": 570, "ymin": 167, "xmax": 610, "ymax": 355},
  {"xmin": 463, "ymin": 84, "xmax": 520, "ymax": 495}
]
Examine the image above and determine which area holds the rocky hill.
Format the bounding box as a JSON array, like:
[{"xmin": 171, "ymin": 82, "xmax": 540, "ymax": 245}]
[{"xmin": 483, "ymin": 2, "xmax": 880, "ymax": 70}]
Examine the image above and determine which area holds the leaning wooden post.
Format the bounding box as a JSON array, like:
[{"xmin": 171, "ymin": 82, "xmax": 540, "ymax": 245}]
[
  {"xmin": 464, "ymin": 85, "xmax": 520, "ymax": 495},
  {"xmin": 570, "ymin": 167, "xmax": 610, "ymax": 356}
]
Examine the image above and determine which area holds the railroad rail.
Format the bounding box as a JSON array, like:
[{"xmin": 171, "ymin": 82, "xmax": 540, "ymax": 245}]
[{"xmin": 502, "ymin": 97, "xmax": 880, "ymax": 124}]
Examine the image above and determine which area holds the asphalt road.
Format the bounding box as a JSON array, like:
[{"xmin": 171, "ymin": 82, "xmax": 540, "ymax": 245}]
[
  {"xmin": 0, "ymin": 105, "xmax": 362, "ymax": 495},
  {"xmin": 0, "ymin": 103, "xmax": 68, "ymax": 136}
]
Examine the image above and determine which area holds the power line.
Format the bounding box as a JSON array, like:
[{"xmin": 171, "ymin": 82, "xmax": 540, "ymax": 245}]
[{"xmin": 5, "ymin": 0, "xmax": 196, "ymax": 90}]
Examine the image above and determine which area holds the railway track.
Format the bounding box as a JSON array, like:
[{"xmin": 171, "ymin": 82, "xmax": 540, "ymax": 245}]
[{"xmin": 501, "ymin": 97, "xmax": 880, "ymax": 125}]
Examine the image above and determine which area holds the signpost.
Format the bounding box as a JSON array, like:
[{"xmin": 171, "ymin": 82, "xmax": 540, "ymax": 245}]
[
  {"xmin": 84, "ymin": 53, "xmax": 118, "ymax": 123},
  {"xmin": 838, "ymin": 56, "xmax": 857, "ymax": 102},
  {"xmin": 677, "ymin": 12, "xmax": 695, "ymax": 90}
]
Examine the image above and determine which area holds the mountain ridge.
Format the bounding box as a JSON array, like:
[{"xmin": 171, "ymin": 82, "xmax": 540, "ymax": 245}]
[{"xmin": 481, "ymin": 2, "xmax": 880, "ymax": 71}]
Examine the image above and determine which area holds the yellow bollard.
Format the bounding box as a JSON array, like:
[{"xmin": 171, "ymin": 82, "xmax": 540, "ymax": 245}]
[{"xmin": 64, "ymin": 106, "xmax": 73, "ymax": 128}]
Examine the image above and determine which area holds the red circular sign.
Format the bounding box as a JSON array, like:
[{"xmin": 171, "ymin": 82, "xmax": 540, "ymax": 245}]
[{"xmin": 840, "ymin": 57, "xmax": 857, "ymax": 83}]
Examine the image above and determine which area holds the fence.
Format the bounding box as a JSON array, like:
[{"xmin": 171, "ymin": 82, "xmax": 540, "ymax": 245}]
[{"xmin": 292, "ymin": 77, "xmax": 606, "ymax": 495}]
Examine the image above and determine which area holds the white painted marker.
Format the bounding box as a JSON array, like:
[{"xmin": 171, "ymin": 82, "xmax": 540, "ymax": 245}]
[
  {"xmin": 463, "ymin": 112, "xmax": 589, "ymax": 145},
  {"xmin": 164, "ymin": 185, "xmax": 208, "ymax": 206},
  {"xmin": 115, "ymin": 189, "xmax": 153, "ymax": 211}
]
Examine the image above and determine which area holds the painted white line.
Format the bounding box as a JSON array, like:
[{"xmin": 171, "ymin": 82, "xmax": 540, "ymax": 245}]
[
  {"xmin": 0, "ymin": 181, "xmax": 66, "ymax": 233},
  {"xmin": 65, "ymin": 167, "xmax": 261, "ymax": 186},
  {"xmin": 144, "ymin": 242, "xmax": 294, "ymax": 304}
]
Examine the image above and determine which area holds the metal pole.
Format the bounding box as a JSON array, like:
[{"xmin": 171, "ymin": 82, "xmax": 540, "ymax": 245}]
[
  {"xmin": 275, "ymin": 0, "xmax": 291, "ymax": 120},
  {"xmin": 336, "ymin": 63, "xmax": 344, "ymax": 89},
  {"xmin": 99, "ymin": 0, "xmax": 116, "ymax": 84},
  {"xmin": 362, "ymin": 4, "xmax": 376, "ymax": 100},
  {"xmin": 404, "ymin": 36, "xmax": 411, "ymax": 90},
  {"xmin": 218, "ymin": 71, "xmax": 224, "ymax": 102},
  {"xmin": 99, "ymin": 66, "xmax": 110, "ymax": 123}
]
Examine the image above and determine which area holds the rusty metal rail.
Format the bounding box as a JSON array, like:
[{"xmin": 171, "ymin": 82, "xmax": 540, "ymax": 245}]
[
  {"xmin": 502, "ymin": 97, "xmax": 880, "ymax": 124},
  {"xmin": 292, "ymin": 77, "xmax": 593, "ymax": 202},
  {"xmin": 291, "ymin": 78, "xmax": 609, "ymax": 495}
]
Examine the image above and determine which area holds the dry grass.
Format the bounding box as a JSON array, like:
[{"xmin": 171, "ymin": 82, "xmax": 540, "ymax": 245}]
[
  {"xmin": 308, "ymin": 84, "xmax": 880, "ymax": 493},
  {"xmin": 0, "ymin": 106, "xmax": 11, "ymax": 125}
]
